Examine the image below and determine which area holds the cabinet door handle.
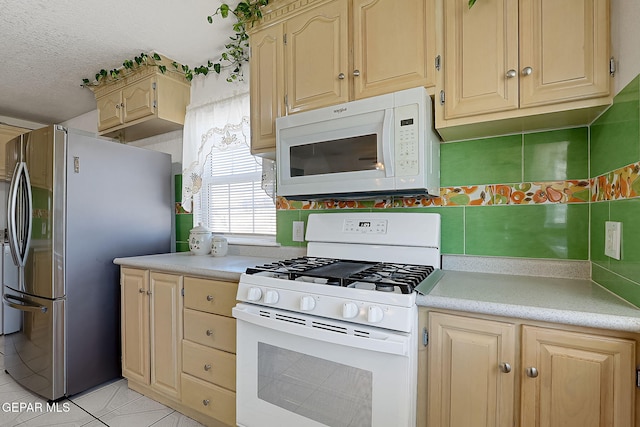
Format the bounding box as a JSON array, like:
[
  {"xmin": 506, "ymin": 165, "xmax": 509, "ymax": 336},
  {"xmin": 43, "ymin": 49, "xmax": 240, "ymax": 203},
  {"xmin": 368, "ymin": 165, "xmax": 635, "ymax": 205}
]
[
  {"xmin": 206, "ymin": 329, "xmax": 214, "ymax": 337},
  {"xmin": 206, "ymin": 295, "xmax": 214, "ymax": 301},
  {"xmin": 353, "ymin": 69, "xmax": 361, "ymax": 77},
  {"xmin": 115, "ymin": 104, "xmax": 121, "ymax": 109},
  {"xmin": 506, "ymin": 69, "xmax": 517, "ymax": 78},
  {"xmin": 202, "ymin": 399, "xmax": 210, "ymax": 406},
  {"xmin": 526, "ymin": 367, "xmax": 539, "ymax": 378},
  {"xmin": 204, "ymin": 364, "xmax": 212, "ymax": 371},
  {"xmin": 338, "ymin": 73, "xmax": 345, "ymax": 80},
  {"xmin": 499, "ymin": 362, "xmax": 511, "ymax": 373},
  {"xmin": 138, "ymin": 288, "xmax": 145, "ymax": 293},
  {"xmin": 146, "ymin": 290, "xmax": 152, "ymax": 296},
  {"xmin": 522, "ymin": 66, "xmax": 533, "ymax": 76}
]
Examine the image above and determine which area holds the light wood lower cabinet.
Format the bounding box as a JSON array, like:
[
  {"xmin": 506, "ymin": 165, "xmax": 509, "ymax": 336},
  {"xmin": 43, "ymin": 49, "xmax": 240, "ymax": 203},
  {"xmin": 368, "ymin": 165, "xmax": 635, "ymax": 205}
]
[
  {"xmin": 121, "ymin": 268, "xmax": 183, "ymax": 399},
  {"xmin": 120, "ymin": 268, "xmax": 238, "ymax": 427},
  {"xmin": 425, "ymin": 310, "xmax": 637, "ymax": 427}
]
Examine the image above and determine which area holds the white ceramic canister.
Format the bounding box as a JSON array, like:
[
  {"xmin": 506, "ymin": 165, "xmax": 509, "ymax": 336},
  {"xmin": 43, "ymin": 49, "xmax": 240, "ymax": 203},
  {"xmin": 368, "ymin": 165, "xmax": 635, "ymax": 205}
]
[
  {"xmin": 189, "ymin": 223, "xmax": 213, "ymax": 255},
  {"xmin": 211, "ymin": 236, "xmax": 228, "ymax": 257}
]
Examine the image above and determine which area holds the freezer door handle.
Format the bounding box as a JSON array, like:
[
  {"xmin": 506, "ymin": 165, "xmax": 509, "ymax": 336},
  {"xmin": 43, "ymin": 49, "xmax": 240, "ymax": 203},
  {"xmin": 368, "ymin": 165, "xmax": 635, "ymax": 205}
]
[{"xmin": 3, "ymin": 294, "xmax": 47, "ymax": 313}]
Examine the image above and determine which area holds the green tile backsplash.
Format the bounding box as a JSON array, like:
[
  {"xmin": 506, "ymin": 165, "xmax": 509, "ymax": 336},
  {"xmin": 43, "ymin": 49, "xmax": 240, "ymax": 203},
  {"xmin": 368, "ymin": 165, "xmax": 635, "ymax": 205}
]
[
  {"xmin": 523, "ymin": 127, "xmax": 588, "ymax": 181},
  {"xmin": 441, "ymin": 134, "xmax": 522, "ymax": 186},
  {"xmin": 590, "ymin": 75, "xmax": 640, "ymax": 177},
  {"xmin": 589, "ymin": 75, "xmax": 640, "ymax": 307}
]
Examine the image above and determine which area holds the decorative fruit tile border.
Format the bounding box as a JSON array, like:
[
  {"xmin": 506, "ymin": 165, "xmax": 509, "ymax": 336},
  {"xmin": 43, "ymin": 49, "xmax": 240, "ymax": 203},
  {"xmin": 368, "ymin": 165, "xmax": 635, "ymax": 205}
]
[
  {"xmin": 591, "ymin": 161, "xmax": 640, "ymax": 201},
  {"xmin": 276, "ymin": 180, "xmax": 591, "ymax": 209},
  {"xmin": 276, "ymin": 163, "xmax": 640, "ymax": 210}
]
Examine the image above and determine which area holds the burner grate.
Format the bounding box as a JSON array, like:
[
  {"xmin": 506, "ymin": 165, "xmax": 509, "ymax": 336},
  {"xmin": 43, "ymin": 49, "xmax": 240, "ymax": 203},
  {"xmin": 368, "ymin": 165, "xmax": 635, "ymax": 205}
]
[{"xmin": 246, "ymin": 257, "xmax": 435, "ymax": 294}]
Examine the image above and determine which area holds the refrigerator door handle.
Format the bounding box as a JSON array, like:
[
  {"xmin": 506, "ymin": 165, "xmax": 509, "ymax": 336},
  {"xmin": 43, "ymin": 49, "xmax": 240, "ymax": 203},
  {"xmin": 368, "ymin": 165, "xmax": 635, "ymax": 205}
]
[
  {"xmin": 7, "ymin": 161, "xmax": 33, "ymax": 268},
  {"xmin": 3, "ymin": 294, "xmax": 48, "ymax": 313}
]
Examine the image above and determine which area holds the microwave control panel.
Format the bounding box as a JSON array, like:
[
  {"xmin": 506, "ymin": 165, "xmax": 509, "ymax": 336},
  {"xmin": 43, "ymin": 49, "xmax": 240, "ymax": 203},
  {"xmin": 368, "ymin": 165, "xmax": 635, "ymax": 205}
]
[{"xmin": 394, "ymin": 103, "xmax": 420, "ymax": 177}]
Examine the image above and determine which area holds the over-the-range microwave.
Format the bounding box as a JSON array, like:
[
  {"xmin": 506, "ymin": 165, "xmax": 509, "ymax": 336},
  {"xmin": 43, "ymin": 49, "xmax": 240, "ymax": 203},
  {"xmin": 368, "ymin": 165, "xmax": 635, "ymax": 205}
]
[{"xmin": 276, "ymin": 86, "xmax": 440, "ymax": 200}]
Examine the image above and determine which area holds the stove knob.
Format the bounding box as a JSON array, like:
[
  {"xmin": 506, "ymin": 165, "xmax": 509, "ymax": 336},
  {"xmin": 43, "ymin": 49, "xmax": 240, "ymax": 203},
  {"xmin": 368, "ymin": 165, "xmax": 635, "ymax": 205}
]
[
  {"xmin": 342, "ymin": 302, "xmax": 359, "ymax": 319},
  {"xmin": 264, "ymin": 290, "xmax": 280, "ymax": 304},
  {"xmin": 246, "ymin": 287, "xmax": 262, "ymax": 302},
  {"xmin": 300, "ymin": 295, "xmax": 316, "ymax": 311},
  {"xmin": 367, "ymin": 306, "xmax": 384, "ymax": 323}
]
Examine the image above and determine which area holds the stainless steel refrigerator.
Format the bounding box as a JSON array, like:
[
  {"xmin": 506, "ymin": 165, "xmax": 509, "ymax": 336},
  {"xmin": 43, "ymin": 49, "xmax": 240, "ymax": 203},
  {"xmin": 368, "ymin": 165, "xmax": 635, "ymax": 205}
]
[{"xmin": 3, "ymin": 125, "xmax": 171, "ymax": 400}]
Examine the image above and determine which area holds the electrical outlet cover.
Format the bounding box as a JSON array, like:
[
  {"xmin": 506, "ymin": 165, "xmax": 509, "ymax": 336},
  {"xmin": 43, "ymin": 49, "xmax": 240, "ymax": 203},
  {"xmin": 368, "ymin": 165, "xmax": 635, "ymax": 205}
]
[{"xmin": 605, "ymin": 221, "xmax": 622, "ymax": 260}]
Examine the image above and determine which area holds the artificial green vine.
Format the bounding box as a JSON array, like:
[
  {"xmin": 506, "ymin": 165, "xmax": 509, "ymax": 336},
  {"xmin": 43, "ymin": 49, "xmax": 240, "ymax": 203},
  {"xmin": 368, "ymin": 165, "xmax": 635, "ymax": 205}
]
[
  {"xmin": 468, "ymin": 0, "xmax": 476, "ymax": 7},
  {"xmin": 82, "ymin": 0, "xmax": 269, "ymax": 87}
]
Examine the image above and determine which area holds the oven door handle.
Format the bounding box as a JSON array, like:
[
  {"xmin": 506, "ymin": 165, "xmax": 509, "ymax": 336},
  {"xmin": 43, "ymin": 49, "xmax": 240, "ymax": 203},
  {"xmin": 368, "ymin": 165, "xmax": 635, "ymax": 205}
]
[{"xmin": 233, "ymin": 304, "xmax": 409, "ymax": 356}]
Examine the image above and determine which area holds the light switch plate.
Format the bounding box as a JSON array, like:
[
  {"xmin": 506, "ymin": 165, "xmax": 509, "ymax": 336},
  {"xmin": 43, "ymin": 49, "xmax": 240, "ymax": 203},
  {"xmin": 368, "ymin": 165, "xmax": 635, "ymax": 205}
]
[
  {"xmin": 605, "ymin": 221, "xmax": 622, "ymax": 260},
  {"xmin": 292, "ymin": 221, "xmax": 305, "ymax": 242}
]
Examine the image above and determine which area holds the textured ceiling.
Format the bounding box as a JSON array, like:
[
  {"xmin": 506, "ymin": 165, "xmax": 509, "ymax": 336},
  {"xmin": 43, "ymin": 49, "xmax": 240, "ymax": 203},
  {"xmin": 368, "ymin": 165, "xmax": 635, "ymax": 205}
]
[{"xmin": 0, "ymin": 0, "xmax": 232, "ymax": 125}]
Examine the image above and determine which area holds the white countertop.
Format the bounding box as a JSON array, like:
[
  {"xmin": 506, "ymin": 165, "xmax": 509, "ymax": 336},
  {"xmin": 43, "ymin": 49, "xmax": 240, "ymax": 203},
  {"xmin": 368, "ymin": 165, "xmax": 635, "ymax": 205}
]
[
  {"xmin": 417, "ymin": 270, "xmax": 640, "ymax": 332},
  {"xmin": 113, "ymin": 252, "xmax": 279, "ymax": 282},
  {"xmin": 113, "ymin": 252, "xmax": 640, "ymax": 333}
]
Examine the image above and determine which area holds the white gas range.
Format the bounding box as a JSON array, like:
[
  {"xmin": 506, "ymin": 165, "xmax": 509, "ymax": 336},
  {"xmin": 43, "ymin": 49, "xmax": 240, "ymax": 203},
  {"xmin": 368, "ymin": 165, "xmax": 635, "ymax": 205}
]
[{"xmin": 233, "ymin": 212, "xmax": 440, "ymax": 427}]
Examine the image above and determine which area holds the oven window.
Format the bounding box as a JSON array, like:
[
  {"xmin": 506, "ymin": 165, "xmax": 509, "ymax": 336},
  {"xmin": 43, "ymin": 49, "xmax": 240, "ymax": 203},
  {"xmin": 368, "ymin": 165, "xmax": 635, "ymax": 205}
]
[
  {"xmin": 289, "ymin": 134, "xmax": 379, "ymax": 177},
  {"xmin": 257, "ymin": 343, "xmax": 372, "ymax": 427}
]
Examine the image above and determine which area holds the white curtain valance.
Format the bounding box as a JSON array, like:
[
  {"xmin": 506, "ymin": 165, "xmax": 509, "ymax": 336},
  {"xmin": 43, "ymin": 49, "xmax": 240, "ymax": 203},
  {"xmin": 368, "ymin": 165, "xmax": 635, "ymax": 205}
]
[{"xmin": 181, "ymin": 92, "xmax": 251, "ymax": 212}]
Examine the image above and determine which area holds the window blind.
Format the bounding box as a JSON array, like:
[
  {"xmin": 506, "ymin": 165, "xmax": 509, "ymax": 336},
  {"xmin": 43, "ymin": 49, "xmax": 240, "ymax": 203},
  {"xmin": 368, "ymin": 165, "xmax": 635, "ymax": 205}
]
[{"xmin": 193, "ymin": 143, "xmax": 276, "ymax": 236}]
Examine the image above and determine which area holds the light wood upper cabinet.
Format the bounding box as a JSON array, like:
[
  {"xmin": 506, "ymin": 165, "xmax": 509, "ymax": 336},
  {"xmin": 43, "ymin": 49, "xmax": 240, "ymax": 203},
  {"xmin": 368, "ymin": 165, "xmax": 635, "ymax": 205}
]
[
  {"xmin": 249, "ymin": 23, "xmax": 285, "ymax": 157},
  {"xmin": 0, "ymin": 124, "xmax": 29, "ymax": 180},
  {"xmin": 518, "ymin": 0, "xmax": 610, "ymax": 108},
  {"xmin": 440, "ymin": 0, "xmax": 519, "ymax": 119},
  {"xmin": 248, "ymin": 0, "xmax": 436, "ymax": 155},
  {"xmin": 436, "ymin": 0, "xmax": 612, "ymax": 140},
  {"xmin": 353, "ymin": 0, "xmax": 435, "ymax": 99},
  {"xmin": 521, "ymin": 326, "xmax": 635, "ymax": 427},
  {"xmin": 91, "ymin": 59, "xmax": 190, "ymax": 143},
  {"xmin": 285, "ymin": 0, "xmax": 350, "ymax": 114},
  {"xmin": 427, "ymin": 312, "xmax": 516, "ymax": 427}
]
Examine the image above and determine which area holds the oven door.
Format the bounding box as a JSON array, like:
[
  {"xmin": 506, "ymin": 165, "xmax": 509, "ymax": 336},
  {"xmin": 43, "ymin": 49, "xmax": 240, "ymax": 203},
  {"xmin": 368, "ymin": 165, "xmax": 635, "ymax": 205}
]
[{"xmin": 233, "ymin": 303, "xmax": 417, "ymax": 427}]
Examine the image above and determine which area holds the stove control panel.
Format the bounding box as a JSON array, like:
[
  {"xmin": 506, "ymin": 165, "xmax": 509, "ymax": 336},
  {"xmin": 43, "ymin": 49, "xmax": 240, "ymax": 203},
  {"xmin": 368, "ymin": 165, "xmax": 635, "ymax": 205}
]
[{"xmin": 343, "ymin": 219, "xmax": 387, "ymax": 234}]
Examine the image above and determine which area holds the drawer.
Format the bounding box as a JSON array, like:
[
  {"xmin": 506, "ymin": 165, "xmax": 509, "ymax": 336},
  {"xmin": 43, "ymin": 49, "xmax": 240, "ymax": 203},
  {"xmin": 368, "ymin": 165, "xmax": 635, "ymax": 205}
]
[
  {"xmin": 181, "ymin": 373, "xmax": 235, "ymax": 426},
  {"xmin": 184, "ymin": 308, "xmax": 236, "ymax": 353},
  {"xmin": 184, "ymin": 277, "xmax": 237, "ymax": 316},
  {"xmin": 183, "ymin": 340, "xmax": 236, "ymax": 391}
]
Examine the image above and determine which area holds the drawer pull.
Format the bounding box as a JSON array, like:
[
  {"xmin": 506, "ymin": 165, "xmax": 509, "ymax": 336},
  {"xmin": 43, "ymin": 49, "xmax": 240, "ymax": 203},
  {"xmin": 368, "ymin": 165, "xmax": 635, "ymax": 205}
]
[
  {"xmin": 206, "ymin": 329, "xmax": 214, "ymax": 337},
  {"xmin": 204, "ymin": 364, "xmax": 212, "ymax": 371},
  {"xmin": 203, "ymin": 399, "xmax": 210, "ymax": 406},
  {"xmin": 526, "ymin": 367, "xmax": 539, "ymax": 378},
  {"xmin": 206, "ymin": 295, "xmax": 214, "ymax": 301}
]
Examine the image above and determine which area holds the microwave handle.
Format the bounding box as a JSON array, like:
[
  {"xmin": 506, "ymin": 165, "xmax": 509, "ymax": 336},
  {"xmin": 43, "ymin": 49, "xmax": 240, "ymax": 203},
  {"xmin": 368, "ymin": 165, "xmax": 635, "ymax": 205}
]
[{"xmin": 382, "ymin": 108, "xmax": 394, "ymax": 177}]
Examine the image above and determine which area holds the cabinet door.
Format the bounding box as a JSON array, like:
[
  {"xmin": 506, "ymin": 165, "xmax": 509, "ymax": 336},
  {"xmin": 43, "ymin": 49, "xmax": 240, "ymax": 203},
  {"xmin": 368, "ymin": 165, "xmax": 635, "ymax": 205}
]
[
  {"xmin": 519, "ymin": 0, "xmax": 610, "ymax": 108},
  {"xmin": 285, "ymin": 0, "xmax": 349, "ymax": 114},
  {"xmin": 149, "ymin": 272, "xmax": 183, "ymax": 399},
  {"xmin": 121, "ymin": 268, "xmax": 150, "ymax": 385},
  {"xmin": 428, "ymin": 312, "xmax": 516, "ymax": 427},
  {"xmin": 353, "ymin": 0, "xmax": 435, "ymax": 99},
  {"xmin": 521, "ymin": 326, "xmax": 635, "ymax": 427},
  {"xmin": 97, "ymin": 90, "xmax": 123, "ymax": 131},
  {"xmin": 441, "ymin": 0, "xmax": 519, "ymax": 119},
  {"xmin": 249, "ymin": 23, "xmax": 284, "ymax": 156},
  {"xmin": 0, "ymin": 125, "xmax": 28, "ymax": 180},
  {"xmin": 123, "ymin": 77, "xmax": 156, "ymax": 123}
]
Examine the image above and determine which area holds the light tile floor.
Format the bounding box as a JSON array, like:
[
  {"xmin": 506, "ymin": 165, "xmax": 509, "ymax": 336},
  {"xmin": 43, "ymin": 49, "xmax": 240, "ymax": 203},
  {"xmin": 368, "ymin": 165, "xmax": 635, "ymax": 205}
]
[{"xmin": 0, "ymin": 336, "xmax": 205, "ymax": 427}]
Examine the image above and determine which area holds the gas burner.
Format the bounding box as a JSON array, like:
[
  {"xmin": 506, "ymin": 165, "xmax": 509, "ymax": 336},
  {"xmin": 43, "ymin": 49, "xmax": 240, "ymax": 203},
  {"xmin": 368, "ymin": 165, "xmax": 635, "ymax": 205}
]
[{"xmin": 245, "ymin": 257, "xmax": 434, "ymax": 294}]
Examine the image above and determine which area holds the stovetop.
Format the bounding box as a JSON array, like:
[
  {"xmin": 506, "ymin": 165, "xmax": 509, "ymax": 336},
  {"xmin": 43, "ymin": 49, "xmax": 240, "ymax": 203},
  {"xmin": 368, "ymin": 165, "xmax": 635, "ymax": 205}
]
[{"xmin": 245, "ymin": 256, "xmax": 434, "ymax": 294}]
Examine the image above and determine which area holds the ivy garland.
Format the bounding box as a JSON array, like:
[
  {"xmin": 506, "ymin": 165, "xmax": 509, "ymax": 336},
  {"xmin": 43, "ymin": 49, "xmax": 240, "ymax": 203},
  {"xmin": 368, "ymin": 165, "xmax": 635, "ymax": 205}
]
[{"xmin": 82, "ymin": 0, "xmax": 269, "ymax": 87}]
